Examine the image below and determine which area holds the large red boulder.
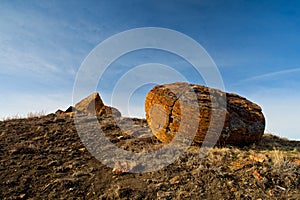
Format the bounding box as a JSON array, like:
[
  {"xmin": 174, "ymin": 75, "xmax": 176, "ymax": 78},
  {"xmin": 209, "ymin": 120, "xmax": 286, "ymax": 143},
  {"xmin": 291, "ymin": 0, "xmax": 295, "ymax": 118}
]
[{"xmin": 145, "ymin": 82, "xmax": 265, "ymax": 146}]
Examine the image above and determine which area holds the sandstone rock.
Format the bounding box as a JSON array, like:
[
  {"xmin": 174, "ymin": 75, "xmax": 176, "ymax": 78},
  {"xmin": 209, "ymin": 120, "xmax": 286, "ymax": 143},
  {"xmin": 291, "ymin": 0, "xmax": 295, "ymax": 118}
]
[
  {"xmin": 74, "ymin": 92, "xmax": 121, "ymax": 117},
  {"xmin": 55, "ymin": 109, "xmax": 65, "ymax": 116},
  {"xmin": 65, "ymin": 106, "xmax": 75, "ymax": 113},
  {"xmin": 55, "ymin": 106, "xmax": 78, "ymax": 117},
  {"xmin": 98, "ymin": 105, "xmax": 121, "ymax": 118},
  {"xmin": 145, "ymin": 82, "xmax": 265, "ymax": 146},
  {"xmin": 112, "ymin": 161, "xmax": 137, "ymax": 174},
  {"xmin": 75, "ymin": 92, "xmax": 105, "ymax": 114}
]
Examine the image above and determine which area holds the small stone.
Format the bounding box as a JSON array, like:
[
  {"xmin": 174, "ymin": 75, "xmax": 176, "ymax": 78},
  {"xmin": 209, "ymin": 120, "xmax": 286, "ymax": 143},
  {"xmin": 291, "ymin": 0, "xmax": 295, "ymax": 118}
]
[
  {"xmin": 249, "ymin": 155, "xmax": 265, "ymax": 163},
  {"xmin": 79, "ymin": 148, "xmax": 86, "ymax": 152},
  {"xmin": 112, "ymin": 161, "xmax": 137, "ymax": 174},
  {"xmin": 169, "ymin": 176, "xmax": 180, "ymax": 184},
  {"xmin": 253, "ymin": 170, "xmax": 263, "ymax": 180},
  {"xmin": 293, "ymin": 159, "xmax": 300, "ymax": 166},
  {"xmin": 55, "ymin": 109, "xmax": 65, "ymax": 115},
  {"xmin": 0, "ymin": 131, "xmax": 5, "ymax": 137}
]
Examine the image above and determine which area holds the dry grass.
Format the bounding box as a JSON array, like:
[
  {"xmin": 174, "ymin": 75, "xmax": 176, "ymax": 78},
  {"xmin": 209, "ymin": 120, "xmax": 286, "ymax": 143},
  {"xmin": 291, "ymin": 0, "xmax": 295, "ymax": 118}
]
[
  {"xmin": 0, "ymin": 113, "xmax": 22, "ymax": 121},
  {"xmin": 1, "ymin": 111, "xmax": 46, "ymax": 121},
  {"xmin": 268, "ymin": 147, "xmax": 285, "ymax": 167},
  {"xmin": 0, "ymin": 113, "xmax": 299, "ymax": 199},
  {"xmin": 26, "ymin": 111, "xmax": 46, "ymax": 118}
]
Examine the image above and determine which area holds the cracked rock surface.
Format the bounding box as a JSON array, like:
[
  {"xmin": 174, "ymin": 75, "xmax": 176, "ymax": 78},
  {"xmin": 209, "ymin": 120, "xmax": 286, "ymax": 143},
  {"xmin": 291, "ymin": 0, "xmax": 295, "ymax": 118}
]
[{"xmin": 145, "ymin": 82, "xmax": 265, "ymax": 146}]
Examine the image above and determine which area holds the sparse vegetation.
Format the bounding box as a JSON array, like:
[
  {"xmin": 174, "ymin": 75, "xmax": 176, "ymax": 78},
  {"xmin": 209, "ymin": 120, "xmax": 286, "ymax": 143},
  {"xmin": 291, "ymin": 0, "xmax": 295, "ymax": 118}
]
[
  {"xmin": 26, "ymin": 111, "xmax": 46, "ymax": 119},
  {"xmin": 1, "ymin": 111, "xmax": 46, "ymax": 121},
  {"xmin": 0, "ymin": 114, "xmax": 299, "ymax": 199}
]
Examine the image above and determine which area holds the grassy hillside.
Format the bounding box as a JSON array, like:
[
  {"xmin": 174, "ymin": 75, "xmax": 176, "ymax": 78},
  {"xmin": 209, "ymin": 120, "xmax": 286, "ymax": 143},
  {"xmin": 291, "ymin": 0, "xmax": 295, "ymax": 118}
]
[{"xmin": 0, "ymin": 113, "xmax": 299, "ymax": 199}]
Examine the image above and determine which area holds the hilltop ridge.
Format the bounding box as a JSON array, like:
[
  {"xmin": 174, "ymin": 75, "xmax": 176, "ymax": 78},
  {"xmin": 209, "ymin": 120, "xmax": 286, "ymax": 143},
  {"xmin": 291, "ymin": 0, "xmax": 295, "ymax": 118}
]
[{"xmin": 0, "ymin": 113, "xmax": 299, "ymax": 199}]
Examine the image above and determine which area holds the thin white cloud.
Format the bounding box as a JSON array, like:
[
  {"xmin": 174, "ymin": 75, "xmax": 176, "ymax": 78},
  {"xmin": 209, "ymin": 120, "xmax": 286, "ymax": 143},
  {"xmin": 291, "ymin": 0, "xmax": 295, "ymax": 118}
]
[
  {"xmin": 0, "ymin": 2, "xmax": 91, "ymax": 81},
  {"xmin": 235, "ymin": 68, "xmax": 300, "ymax": 85},
  {"xmin": 0, "ymin": 45, "xmax": 60, "ymax": 75}
]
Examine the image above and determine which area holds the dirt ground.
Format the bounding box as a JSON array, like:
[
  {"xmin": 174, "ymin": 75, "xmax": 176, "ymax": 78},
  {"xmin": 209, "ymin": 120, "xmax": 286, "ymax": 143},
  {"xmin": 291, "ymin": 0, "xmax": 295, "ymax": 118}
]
[{"xmin": 0, "ymin": 113, "xmax": 299, "ymax": 199}]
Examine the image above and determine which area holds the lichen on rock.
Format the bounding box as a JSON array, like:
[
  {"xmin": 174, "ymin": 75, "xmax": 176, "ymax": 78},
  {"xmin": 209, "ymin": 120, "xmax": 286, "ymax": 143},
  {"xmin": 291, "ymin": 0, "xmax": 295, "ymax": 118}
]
[{"xmin": 145, "ymin": 82, "xmax": 265, "ymax": 146}]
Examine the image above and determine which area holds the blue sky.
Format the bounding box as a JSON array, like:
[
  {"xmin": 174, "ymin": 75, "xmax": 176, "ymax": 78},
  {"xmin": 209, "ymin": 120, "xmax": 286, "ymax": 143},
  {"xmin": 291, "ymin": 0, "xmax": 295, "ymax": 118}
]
[{"xmin": 0, "ymin": 0, "xmax": 300, "ymax": 140}]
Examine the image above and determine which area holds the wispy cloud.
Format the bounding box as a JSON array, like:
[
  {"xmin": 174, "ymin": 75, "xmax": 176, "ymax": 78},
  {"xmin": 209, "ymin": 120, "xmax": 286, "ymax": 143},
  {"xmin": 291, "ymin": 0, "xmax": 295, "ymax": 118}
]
[
  {"xmin": 0, "ymin": 2, "xmax": 94, "ymax": 87},
  {"xmin": 233, "ymin": 68, "xmax": 300, "ymax": 86},
  {"xmin": 0, "ymin": 46, "xmax": 59, "ymax": 74}
]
